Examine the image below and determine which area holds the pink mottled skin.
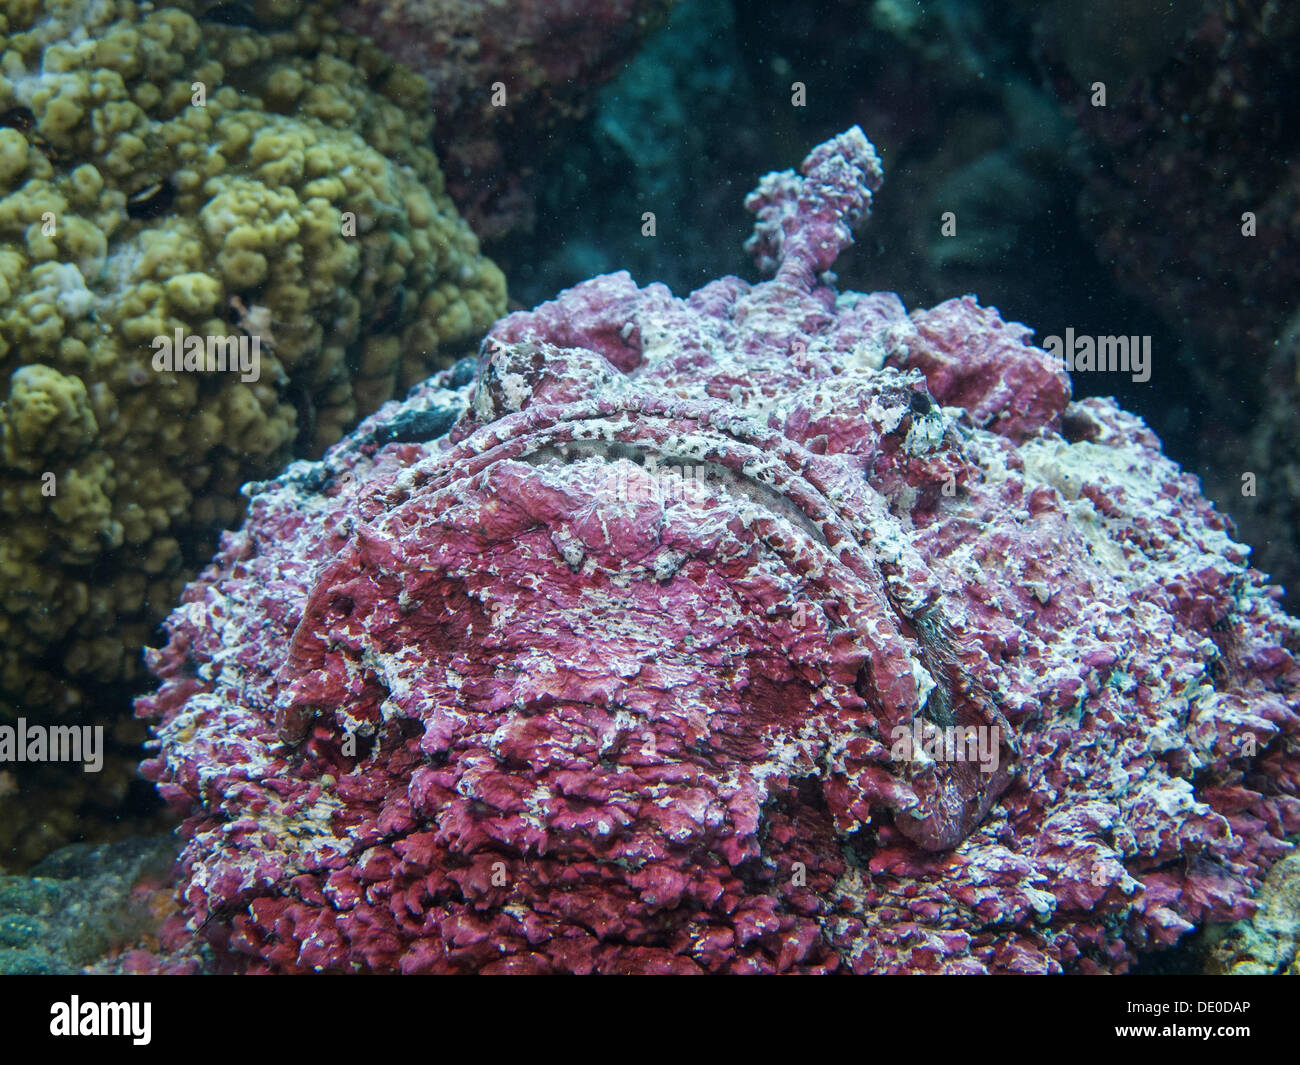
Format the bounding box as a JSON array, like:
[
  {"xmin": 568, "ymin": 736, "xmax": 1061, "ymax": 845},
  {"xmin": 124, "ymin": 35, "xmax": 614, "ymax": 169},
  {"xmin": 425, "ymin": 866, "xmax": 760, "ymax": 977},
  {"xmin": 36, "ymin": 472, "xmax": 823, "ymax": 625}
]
[{"xmin": 139, "ymin": 128, "xmax": 1300, "ymax": 974}]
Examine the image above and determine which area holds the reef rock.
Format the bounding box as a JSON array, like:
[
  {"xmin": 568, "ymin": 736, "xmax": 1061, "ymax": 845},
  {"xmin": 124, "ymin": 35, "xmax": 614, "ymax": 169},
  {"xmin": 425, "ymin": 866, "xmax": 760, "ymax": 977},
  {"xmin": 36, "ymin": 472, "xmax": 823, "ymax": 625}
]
[
  {"xmin": 140, "ymin": 127, "xmax": 1300, "ymax": 974},
  {"xmin": 338, "ymin": 0, "xmax": 676, "ymax": 244},
  {"xmin": 1203, "ymin": 847, "xmax": 1300, "ymax": 975}
]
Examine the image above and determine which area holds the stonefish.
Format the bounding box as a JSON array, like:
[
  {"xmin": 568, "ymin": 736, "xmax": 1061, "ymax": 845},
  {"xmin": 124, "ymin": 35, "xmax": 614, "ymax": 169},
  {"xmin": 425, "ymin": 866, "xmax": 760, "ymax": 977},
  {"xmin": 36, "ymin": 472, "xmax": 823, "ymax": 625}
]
[{"xmin": 139, "ymin": 128, "xmax": 1300, "ymax": 974}]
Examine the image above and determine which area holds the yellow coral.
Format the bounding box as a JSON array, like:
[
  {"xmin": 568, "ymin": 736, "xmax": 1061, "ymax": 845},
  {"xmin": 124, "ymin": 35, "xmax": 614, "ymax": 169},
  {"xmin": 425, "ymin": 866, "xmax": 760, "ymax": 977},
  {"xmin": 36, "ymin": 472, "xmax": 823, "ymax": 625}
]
[
  {"xmin": 0, "ymin": 0, "xmax": 507, "ymax": 866},
  {"xmin": 162, "ymin": 272, "xmax": 221, "ymax": 317},
  {"xmin": 0, "ymin": 128, "xmax": 28, "ymax": 188},
  {"xmin": 0, "ymin": 363, "xmax": 97, "ymax": 468}
]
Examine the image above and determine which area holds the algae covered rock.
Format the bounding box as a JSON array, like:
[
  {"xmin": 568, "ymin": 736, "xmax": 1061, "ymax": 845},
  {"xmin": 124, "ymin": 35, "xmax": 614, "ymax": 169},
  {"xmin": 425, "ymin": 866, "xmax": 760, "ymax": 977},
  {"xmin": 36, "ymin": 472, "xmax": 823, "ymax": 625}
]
[
  {"xmin": 1204, "ymin": 848, "xmax": 1300, "ymax": 975},
  {"xmin": 0, "ymin": 834, "xmax": 180, "ymax": 974},
  {"xmin": 0, "ymin": 0, "xmax": 505, "ymax": 865},
  {"xmin": 338, "ymin": 0, "xmax": 677, "ymax": 244}
]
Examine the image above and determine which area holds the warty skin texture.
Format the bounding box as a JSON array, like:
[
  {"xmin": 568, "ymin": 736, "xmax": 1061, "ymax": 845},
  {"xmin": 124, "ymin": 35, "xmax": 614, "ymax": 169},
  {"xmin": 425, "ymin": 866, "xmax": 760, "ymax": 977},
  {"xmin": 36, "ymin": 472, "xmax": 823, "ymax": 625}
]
[{"xmin": 138, "ymin": 127, "xmax": 1300, "ymax": 974}]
